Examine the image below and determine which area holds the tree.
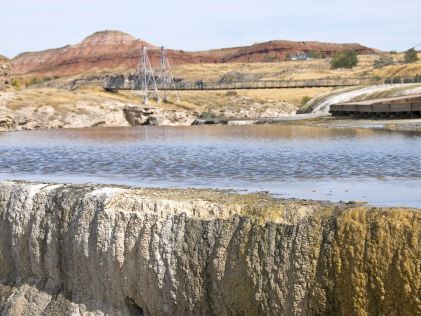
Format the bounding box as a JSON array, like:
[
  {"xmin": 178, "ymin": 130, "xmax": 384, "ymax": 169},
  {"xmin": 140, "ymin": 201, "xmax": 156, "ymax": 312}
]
[
  {"xmin": 330, "ymin": 50, "xmax": 358, "ymax": 69},
  {"xmin": 404, "ymin": 48, "xmax": 419, "ymax": 63}
]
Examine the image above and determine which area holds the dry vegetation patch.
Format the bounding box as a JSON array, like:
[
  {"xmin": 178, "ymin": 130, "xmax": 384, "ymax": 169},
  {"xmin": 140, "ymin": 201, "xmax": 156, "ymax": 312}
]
[{"xmin": 172, "ymin": 55, "xmax": 379, "ymax": 82}]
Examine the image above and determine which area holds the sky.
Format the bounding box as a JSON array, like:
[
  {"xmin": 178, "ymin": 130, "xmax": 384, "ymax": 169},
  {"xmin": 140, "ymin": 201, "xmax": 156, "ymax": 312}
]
[{"xmin": 1, "ymin": 0, "xmax": 420, "ymax": 58}]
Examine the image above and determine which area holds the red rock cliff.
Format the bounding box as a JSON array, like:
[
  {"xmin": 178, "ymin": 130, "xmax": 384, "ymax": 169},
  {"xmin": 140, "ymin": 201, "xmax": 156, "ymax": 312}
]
[{"xmin": 11, "ymin": 30, "xmax": 378, "ymax": 78}]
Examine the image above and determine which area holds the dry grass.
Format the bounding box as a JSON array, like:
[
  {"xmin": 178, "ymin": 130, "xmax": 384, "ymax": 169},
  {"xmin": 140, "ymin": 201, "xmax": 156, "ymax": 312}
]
[
  {"xmin": 240, "ymin": 88, "xmax": 334, "ymax": 105},
  {"xmin": 374, "ymin": 62, "xmax": 421, "ymax": 78},
  {"xmin": 365, "ymin": 52, "xmax": 421, "ymax": 77},
  {"xmin": 5, "ymin": 85, "xmax": 334, "ymax": 118},
  {"xmin": 6, "ymin": 87, "xmax": 146, "ymax": 110},
  {"xmin": 94, "ymin": 88, "xmax": 331, "ymax": 113},
  {"xmin": 8, "ymin": 89, "xmax": 81, "ymax": 110},
  {"xmin": 172, "ymin": 88, "xmax": 332, "ymax": 114},
  {"xmin": 171, "ymin": 55, "xmax": 379, "ymax": 82},
  {"xmin": 77, "ymin": 87, "xmax": 142, "ymax": 103}
]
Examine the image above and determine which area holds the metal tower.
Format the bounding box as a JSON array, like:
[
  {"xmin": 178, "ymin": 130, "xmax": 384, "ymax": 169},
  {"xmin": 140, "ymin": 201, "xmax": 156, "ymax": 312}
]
[
  {"xmin": 136, "ymin": 46, "xmax": 180, "ymax": 104},
  {"xmin": 157, "ymin": 47, "xmax": 180, "ymax": 103},
  {"xmin": 137, "ymin": 46, "xmax": 160, "ymax": 104}
]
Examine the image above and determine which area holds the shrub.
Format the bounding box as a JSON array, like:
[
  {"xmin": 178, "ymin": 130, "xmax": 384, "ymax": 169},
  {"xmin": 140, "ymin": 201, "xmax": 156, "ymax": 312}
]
[
  {"xmin": 331, "ymin": 50, "xmax": 358, "ymax": 69},
  {"xmin": 28, "ymin": 77, "xmax": 42, "ymax": 86},
  {"xmin": 390, "ymin": 50, "xmax": 397, "ymax": 55},
  {"xmin": 223, "ymin": 75, "xmax": 235, "ymax": 84},
  {"xmin": 404, "ymin": 48, "xmax": 419, "ymax": 63},
  {"xmin": 307, "ymin": 50, "xmax": 325, "ymax": 59},
  {"xmin": 301, "ymin": 95, "xmax": 312, "ymax": 105},
  {"xmin": 26, "ymin": 76, "xmax": 53, "ymax": 86},
  {"xmin": 200, "ymin": 108, "xmax": 215, "ymax": 119},
  {"xmin": 11, "ymin": 79, "xmax": 21, "ymax": 90},
  {"xmin": 373, "ymin": 55, "xmax": 394, "ymax": 69}
]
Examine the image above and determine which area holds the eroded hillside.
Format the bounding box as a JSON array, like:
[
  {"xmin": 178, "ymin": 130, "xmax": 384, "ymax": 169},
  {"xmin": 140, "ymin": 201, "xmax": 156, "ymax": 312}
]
[{"xmin": 10, "ymin": 30, "xmax": 378, "ymax": 78}]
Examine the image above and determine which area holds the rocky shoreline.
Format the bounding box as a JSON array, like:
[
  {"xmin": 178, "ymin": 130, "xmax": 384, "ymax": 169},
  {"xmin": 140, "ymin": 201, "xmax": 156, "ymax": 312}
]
[
  {"xmin": 301, "ymin": 115, "xmax": 421, "ymax": 132},
  {"xmin": 2, "ymin": 86, "xmax": 421, "ymax": 133},
  {"xmin": 193, "ymin": 114, "xmax": 421, "ymax": 132},
  {"xmin": 0, "ymin": 181, "xmax": 420, "ymax": 315},
  {"xmin": 0, "ymin": 87, "xmax": 299, "ymax": 132},
  {"xmin": 0, "ymin": 97, "xmax": 196, "ymax": 132}
]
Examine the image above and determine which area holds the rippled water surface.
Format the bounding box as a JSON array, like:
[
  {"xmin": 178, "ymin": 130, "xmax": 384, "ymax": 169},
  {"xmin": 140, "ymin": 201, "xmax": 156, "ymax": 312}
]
[{"xmin": 1, "ymin": 125, "xmax": 420, "ymax": 207}]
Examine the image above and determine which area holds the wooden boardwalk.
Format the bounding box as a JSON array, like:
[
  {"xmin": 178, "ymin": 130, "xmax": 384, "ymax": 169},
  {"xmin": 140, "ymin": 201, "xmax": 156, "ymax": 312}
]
[
  {"xmin": 103, "ymin": 76, "xmax": 379, "ymax": 91},
  {"xmin": 330, "ymin": 94, "xmax": 421, "ymax": 118}
]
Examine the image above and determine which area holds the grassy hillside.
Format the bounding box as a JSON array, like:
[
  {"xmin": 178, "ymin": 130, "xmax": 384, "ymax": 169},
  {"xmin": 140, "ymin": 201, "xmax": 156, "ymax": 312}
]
[
  {"xmin": 8, "ymin": 52, "xmax": 421, "ymax": 121},
  {"xmin": 172, "ymin": 55, "xmax": 379, "ymax": 82}
]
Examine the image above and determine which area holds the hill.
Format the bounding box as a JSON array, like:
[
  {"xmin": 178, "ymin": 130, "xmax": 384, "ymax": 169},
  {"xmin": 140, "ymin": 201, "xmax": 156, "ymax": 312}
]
[{"xmin": 11, "ymin": 30, "xmax": 378, "ymax": 78}]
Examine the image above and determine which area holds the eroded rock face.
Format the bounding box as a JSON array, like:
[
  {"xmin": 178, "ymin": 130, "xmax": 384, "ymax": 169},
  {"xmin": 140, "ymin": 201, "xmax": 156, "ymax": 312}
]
[
  {"xmin": 11, "ymin": 31, "xmax": 220, "ymax": 78},
  {"xmin": 0, "ymin": 98, "xmax": 132, "ymax": 132},
  {"xmin": 220, "ymin": 40, "xmax": 377, "ymax": 63},
  {"xmin": 0, "ymin": 88, "xmax": 195, "ymax": 132},
  {"xmin": 0, "ymin": 182, "xmax": 419, "ymax": 315}
]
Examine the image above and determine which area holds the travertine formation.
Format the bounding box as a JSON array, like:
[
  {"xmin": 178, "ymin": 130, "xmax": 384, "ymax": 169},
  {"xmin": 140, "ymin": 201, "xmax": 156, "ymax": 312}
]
[
  {"xmin": 11, "ymin": 30, "xmax": 377, "ymax": 78},
  {"xmin": 0, "ymin": 182, "xmax": 419, "ymax": 315}
]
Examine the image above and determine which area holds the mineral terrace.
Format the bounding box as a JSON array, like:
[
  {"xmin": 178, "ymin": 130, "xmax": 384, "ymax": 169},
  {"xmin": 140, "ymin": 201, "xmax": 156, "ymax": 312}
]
[{"xmin": 0, "ymin": 181, "xmax": 419, "ymax": 315}]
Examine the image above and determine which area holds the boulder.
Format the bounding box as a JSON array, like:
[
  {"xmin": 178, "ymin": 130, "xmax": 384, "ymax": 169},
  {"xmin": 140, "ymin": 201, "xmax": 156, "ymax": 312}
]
[{"xmin": 124, "ymin": 105, "xmax": 196, "ymax": 126}]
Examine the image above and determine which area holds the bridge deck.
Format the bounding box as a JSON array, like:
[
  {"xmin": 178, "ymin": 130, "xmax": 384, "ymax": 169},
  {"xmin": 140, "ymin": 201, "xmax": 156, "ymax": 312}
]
[{"xmin": 103, "ymin": 77, "xmax": 379, "ymax": 91}]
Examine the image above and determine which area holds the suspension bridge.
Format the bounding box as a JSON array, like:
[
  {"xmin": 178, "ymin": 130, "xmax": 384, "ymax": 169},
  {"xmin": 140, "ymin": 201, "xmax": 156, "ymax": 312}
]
[
  {"xmin": 127, "ymin": 46, "xmax": 180, "ymax": 104},
  {"xmin": 102, "ymin": 46, "xmax": 421, "ymax": 104},
  {"xmin": 104, "ymin": 76, "xmax": 382, "ymax": 91}
]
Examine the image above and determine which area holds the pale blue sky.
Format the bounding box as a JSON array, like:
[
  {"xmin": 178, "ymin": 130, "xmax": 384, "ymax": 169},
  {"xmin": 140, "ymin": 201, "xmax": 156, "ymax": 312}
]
[{"xmin": 1, "ymin": 0, "xmax": 420, "ymax": 58}]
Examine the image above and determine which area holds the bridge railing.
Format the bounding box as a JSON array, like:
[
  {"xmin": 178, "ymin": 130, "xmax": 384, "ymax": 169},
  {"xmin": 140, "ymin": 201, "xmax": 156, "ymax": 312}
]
[
  {"xmin": 172, "ymin": 77, "xmax": 379, "ymax": 90},
  {"xmin": 384, "ymin": 75, "xmax": 421, "ymax": 84},
  {"xmin": 104, "ymin": 76, "xmax": 408, "ymax": 91}
]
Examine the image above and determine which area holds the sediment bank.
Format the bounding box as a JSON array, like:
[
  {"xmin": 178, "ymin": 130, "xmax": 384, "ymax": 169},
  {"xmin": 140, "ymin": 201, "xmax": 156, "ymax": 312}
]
[{"xmin": 0, "ymin": 181, "xmax": 419, "ymax": 315}]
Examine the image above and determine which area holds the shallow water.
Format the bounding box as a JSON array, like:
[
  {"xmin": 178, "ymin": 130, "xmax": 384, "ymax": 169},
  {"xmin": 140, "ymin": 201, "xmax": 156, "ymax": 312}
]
[{"xmin": 1, "ymin": 125, "xmax": 420, "ymax": 207}]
